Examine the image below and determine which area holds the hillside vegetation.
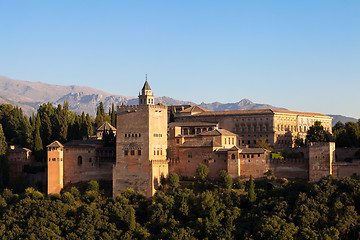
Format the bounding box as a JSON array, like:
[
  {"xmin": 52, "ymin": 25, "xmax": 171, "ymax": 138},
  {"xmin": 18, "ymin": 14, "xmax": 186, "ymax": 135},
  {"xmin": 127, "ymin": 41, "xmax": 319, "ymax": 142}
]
[{"xmin": 1, "ymin": 174, "xmax": 360, "ymax": 239}]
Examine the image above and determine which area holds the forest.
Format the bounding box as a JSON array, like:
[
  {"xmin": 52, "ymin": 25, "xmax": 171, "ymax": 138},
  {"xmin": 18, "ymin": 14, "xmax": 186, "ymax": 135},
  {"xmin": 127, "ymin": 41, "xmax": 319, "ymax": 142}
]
[
  {"xmin": 1, "ymin": 103, "xmax": 360, "ymax": 239},
  {"xmin": 0, "ymin": 102, "xmax": 115, "ymax": 188},
  {"xmin": 1, "ymin": 171, "xmax": 360, "ymax": 239}
]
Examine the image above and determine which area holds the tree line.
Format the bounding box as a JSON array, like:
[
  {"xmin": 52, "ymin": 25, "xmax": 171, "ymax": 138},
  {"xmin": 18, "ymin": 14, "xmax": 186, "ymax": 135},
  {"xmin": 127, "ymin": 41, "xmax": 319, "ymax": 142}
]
[
  {"xmin": 1, "ymin": 167, "xmax": 360, "ymax": 239},
  {"xmin": 0, "ymin": 102, "xmax": 116, "ymax": 188}
]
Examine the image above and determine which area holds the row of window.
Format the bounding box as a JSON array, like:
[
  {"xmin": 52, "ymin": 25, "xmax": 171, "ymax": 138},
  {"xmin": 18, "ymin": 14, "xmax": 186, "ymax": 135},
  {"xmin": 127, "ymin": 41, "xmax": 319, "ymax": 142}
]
[
  {"xmin": 153, "ymin": 133, "xmax": 163, "ymax": 137},
  {"xmin": 139, "ymin": 98, "xmax": 154, "ymax": 104},
  {"xmin": 48, "ymin": 148, "xmax": 63, "ymax": 152},
  {"xmin": 124, "ymin": 150, "xmax": 141, "ymax": 156},
  {"xmin": 77, "ymin": 156, "xmax": 92, "ymax": 165},
  {"xmin": 154, "ymin": 149, "xmax": 163, "ymax": 155},
  {"xmin": 65, "ymin": 149, "xmax": 92, "ymax": 153},
  {"xmin": 230, "ymin": 153, "xmax": 262, "ymax": 159},
  {"xmin": 125, "ymin": 133, "xmax": 141, "ymax": 138},
  {"xmin": 242, "ymin": 140, "xmax": 257, "ymax": 145},
  {"xmin": 237, "ymin": 118, "xmax": 269, "ymax": 122},
  {"xmin": 239, "ymin": 125, "xmax": 270, "ymax": 132},
  {"xmin": 48, "ymin": 158, "xmax": 63, "ymax": 162},
  {"xmin": 224, "ymin": 137, "xmax": 235, "ymax": 145},
  {"xmin": 182, "ymin": 128, "xmax": 213, "ymax": 135}
]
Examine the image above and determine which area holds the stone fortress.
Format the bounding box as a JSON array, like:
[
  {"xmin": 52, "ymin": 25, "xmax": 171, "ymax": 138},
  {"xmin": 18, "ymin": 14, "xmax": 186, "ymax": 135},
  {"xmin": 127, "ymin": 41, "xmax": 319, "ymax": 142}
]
[{"xmin": 44, "ymin": 80, "xmax": 360, "ymax": 197}]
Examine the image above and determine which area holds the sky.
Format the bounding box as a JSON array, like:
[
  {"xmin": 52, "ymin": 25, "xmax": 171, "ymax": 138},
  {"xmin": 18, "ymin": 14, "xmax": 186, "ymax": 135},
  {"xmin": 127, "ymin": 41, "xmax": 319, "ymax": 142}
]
[{"xmin": 0, "ymin": 1, "xmax": 359, "ymax": 118}]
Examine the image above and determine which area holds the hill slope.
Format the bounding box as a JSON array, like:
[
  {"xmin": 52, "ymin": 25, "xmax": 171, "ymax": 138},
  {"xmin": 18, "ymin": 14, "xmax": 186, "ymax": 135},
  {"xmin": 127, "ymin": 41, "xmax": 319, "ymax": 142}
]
[{"xmin": 0, "ymin": 75, "xmax": 294, "ymax": 117}]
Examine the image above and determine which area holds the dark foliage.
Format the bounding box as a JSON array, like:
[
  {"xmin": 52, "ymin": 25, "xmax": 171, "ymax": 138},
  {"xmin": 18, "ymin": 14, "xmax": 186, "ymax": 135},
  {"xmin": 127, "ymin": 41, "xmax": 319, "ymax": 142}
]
[{"xmin": 1, "ymin": 177, "xmax": 360, "ymax": 239}]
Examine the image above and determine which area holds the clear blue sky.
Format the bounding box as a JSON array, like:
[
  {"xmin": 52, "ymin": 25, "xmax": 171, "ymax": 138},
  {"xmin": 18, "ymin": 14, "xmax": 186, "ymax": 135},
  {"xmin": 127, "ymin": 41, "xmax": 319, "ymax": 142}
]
[{"xmin": 0, "ymin": 1, "xmax": 359, "ymax": 118}]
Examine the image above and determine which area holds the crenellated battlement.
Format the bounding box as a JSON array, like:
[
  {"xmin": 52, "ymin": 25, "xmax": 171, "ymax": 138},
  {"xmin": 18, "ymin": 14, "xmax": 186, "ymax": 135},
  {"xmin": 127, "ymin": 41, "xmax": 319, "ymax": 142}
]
[
  {"xmin": 117, "ymin": 104, "xmax": 139, "ymax": 113},
  {"xmin": 117, "ymin": 103, "xmax": 167, "ymax": 114},
  {"xmin": 149, "ymin": 103, "xmax": 167, "ymax": 110}
]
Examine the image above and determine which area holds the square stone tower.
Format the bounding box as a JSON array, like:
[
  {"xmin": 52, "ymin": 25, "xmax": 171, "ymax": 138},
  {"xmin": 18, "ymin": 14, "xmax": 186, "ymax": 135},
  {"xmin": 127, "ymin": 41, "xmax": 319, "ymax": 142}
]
[
  {"xmin": 113, "ymin": 80, "xmax": 168, "ymax": 198},
  {"xmin": 47, "ymin": 141, "xmax": 64, "ymax": 194},
  {"xmin": 309, "ymin": 142, "xmax": 335, "ymax": 182}
]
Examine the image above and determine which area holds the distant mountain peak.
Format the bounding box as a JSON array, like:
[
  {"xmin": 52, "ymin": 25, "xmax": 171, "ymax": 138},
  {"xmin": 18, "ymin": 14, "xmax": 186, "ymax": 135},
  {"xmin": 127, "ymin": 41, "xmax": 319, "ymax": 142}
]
[{"xmin": 0, "ymin": 75, "xmax": 286, "ymax": 117}]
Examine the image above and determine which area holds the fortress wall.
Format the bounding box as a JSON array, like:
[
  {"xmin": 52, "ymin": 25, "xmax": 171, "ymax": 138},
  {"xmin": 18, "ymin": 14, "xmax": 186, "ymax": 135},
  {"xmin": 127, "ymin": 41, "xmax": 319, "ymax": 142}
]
[
  {"xmin": 332, "ymin": 161, "xmax": 360, "ymax": 178},
  {"xmin": 114, "ymin": 108, "xmax": 151, "ymax": 197},
  {"xmin": 270, "ymin": 159, "xmax": 308, "ymax": 179},
  {"xmin": 335, "ymin": 147, "xmax": 360, "ymax": 161}
]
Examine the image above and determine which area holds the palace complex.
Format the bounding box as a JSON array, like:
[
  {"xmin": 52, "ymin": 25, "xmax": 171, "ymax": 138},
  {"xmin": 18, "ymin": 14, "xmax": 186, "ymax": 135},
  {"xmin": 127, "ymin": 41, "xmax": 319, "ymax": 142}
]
[{"xmin": 32, "ymin": 80, "xmax": 360, "ymax": 197}]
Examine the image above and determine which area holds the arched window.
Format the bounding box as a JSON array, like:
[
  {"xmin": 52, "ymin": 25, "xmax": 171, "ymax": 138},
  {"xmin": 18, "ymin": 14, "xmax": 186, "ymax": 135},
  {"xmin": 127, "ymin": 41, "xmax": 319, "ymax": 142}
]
[
  {"xmin": 231, "ymin": 154, "xmax": 235, "ymax": 159},
  {"xmin": 78, "ymin": 156, "xmax": 82, "ymax": 165}
]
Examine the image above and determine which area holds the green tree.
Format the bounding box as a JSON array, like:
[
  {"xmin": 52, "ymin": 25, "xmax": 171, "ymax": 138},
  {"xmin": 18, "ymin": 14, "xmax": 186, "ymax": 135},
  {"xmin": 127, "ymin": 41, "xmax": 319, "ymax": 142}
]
[
  {"xmin": 32, "ymin": 114, "xmax": 43, "ymax": 162},
  {"xmin": 196, "ymin": 163, "xmax": 209, "ymax": 182},
  {"xmin": 294, "ymin": 134, "xmax": 305, "ymax": 147},
  {"xmin": 40, "ymin": 112, "xmax": 52, "ymax": 146},
  {"xmin": 306, "ymin": 121, "xmax": 330, "ymax": 143},
  {"xmin": 248, "ymin": 175, "xmax": 256, "ymax": 203},
  {"xmin": 219, "ymin": 170, "xmax": 233, "ymax": 189},
  {"xmin": 344, "ymin": 122, "xmax": 360, "ymax": 147},
  {"xmin": 264, "ymin": 169, "xmax": 274, "ymax": 179},
  {"xmin": 168, "ymin": 172, "xmax": 179, "ymax": 189},
  {"xmin": 103, "ymin": 129, "xmax": 116, "ymax": 147},
  {"xmin": 333, "ymin": 121, "xmax": 345, "ymax": 132},
  {"xmin": 111, "ymin": 103, "xmax": 116, "ymax": 127},
  {"xmin": 255, "ymin": 138, "xmax": 273, "ymax": 151},
  {"xmin": 333, "ymin": 121, "xmax": 360, "ymax": 147},
  {"xmin": 0, "ymin": 124, "xmax": 8, "ymax": 187},
  {"xmin": 19, "ymin": 115, "xmax": 32, "ymax": 148},
  {"xmin": 95, "ymin": 102, "xmax": 111, "ymax": 128}
]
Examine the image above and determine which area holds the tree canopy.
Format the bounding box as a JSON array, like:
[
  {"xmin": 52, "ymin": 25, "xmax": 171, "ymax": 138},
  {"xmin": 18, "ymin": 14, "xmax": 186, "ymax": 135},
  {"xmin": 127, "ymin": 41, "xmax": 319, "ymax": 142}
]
[
  {"xmin": 306, "ymin": 121, "xmax": 330, "ymax": 143},
  {"xmin": 2, "ymin": 176, "xmax": 360, "ymax": 239}
]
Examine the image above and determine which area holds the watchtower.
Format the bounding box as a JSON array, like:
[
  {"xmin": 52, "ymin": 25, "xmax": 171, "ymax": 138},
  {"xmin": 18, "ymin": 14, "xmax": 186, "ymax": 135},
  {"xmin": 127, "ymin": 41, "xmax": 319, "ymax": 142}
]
[
  {"xmin": 113, "ymin": 80, "xmax": 168, "ymax": 198},
  {"xmin": 47, "ymin": 141, "xmax": 64, "ymax": 194},
  {"xmin": 138, "ymin": 77, "xmax": 155, "ymax": 106}
]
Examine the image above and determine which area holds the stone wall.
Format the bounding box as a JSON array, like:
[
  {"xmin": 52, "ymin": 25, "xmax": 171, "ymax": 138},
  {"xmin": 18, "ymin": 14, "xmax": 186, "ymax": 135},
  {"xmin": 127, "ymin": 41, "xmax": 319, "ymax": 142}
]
[
  {"xmin": 332, "ymin": 161, "xmax": 360, "ymax": 178},
  {"xmin": 47, "ymin": 147, "xmax": 63, "ymax": 194},
  {"xmin": 270, "ymin": 158, "xmax": 308, "ymax": 179},
  {"xmin": 309, "ymin": 142, "xmax": 335, "ymax": 182},
  {"xmin": 335, "ymin": 147, "xmax": 360, "ymax": 162},
  {"xmin": 113, "ymin": 104, "xmax": 168, "ymax": 198}
]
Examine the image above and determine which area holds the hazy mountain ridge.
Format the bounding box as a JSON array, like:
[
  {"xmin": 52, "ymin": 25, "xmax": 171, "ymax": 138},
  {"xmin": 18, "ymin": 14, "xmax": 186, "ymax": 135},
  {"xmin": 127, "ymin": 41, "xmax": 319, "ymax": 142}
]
[
  {"xmin": 1, "ymin": 75, "xmax": 356, "ymax": 127},
  {"xmin": 198, "ymin": 98, "xmax": 287, "ymax": 111},
  {"xmin": 329, "ymin": 115, "xmax": 358, "ymax": 125}
]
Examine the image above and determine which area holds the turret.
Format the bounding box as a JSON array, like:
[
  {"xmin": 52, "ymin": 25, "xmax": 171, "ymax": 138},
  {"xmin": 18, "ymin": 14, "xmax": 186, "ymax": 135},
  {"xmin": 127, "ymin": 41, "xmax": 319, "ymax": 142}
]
[
  {"xmin": 138, "ymin": 76, "xmax": 155, "ymax": 105},
  {"xmin": 47, "ymin": 141, "xmax": 64, "ymax": 194}
]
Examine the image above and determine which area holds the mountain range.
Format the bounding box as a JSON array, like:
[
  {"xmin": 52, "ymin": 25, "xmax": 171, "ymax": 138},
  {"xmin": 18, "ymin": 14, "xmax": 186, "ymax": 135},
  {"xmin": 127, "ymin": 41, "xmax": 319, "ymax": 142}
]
[{"xmin": 0, "ymin": 75, "xmax": 356, "ymax": 126}]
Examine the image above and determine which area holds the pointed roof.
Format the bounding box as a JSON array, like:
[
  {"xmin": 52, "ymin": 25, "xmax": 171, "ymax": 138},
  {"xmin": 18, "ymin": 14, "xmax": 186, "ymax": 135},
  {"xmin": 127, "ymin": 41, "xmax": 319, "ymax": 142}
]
[
  {"xmin": 199, "ymin": 128, "xmax": 238, "ymax": 137},
  {"xmin": 47, "ymin": 141, "xmax": 64, "ymax": 148},
  {"xmin": 229, "ymin": 146, "xmax": 240, "ymax": 151},
  {"xmin": 180, "ymin": 105, "xmax": 208, "ymax": 114},
  {"xmin": 97, "ymin": 122, "xmax": 116, "ymax": 131},
  {"xmin": 240, "ymin": 148, "xmax": 269, "ymax": 154},
  {"xmin": 142, "ymin": 80, "xmax": 151, "ymax": 91},
  {"xmin": 180, "ymin": 140, "xmax": 222, "ymax": 148}
]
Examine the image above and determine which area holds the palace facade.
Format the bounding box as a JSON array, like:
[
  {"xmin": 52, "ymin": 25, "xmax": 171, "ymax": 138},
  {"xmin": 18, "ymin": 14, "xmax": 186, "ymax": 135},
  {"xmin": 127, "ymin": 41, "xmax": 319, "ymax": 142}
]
[{"xmin": 45, "ymin": 80, "xmax": 360, "ymax": 198}]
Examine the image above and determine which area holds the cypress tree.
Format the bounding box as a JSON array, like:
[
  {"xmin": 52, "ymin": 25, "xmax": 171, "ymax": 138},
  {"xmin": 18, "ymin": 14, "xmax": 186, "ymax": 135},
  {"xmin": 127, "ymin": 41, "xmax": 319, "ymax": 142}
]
[
  {"xmin": 95, "ymin": 102, "xmax": 105, "ymax": 128},
  {"xmin": 248, "ymin": 175, "xmax": 256, "ymax": 203},
  {"xmin": 20, "ymin": 115, "xmax": 32, "ymax": 148},
  {"xmin": 40, "ymin": 112, "xmax": 52, "ymax": 146},
  {"xmin": 85, "ymin": 114, "xmax": 94, "ymax": 136},
  {"xmin": 111, "ymin": 103, "xmax": 116, "ymax": 127},
  {"xmin": 0, "ymin": 123, "xmax": 8, "ymax": 187},
  {"xmin": 33, "ymin": 114, "xmax": 43, "ymax": 162}
]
